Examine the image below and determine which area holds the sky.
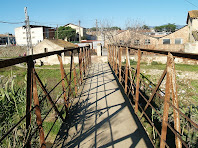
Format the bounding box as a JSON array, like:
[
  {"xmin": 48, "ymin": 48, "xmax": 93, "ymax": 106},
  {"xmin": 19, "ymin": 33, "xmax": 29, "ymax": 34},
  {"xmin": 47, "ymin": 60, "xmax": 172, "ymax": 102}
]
[{"xmin": 0, "ymin": 0, "xmax": 198, "ymax": 34}]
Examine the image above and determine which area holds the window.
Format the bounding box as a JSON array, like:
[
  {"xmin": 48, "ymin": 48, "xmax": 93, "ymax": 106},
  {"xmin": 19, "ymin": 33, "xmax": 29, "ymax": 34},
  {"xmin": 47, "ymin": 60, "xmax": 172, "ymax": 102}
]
[
  {"xmin": 23, "ymin": 32, "xmax": 25, "ymax": 34},
  {"xmin": 175, "ymin": 38, "xmax": 182, "ymax": 44},
  {"xmin": 145, "ymin": 39, "xmax": 150, "ymax": 45},
  {"xmin": 23, "ymin": 37, "xmax": 25, "ymax": 39},
  {"xmin": 163, "ymin": 39, "xmax": 170, "ymax": 44},
  {"xmin": 44, "ymin": 48, "xmax": 48, "ymax": 53},
  {"xmin": 32, "ymin": 37, "xmax": 35, "ymax": 39},
  {"xmin": 32, "ymin": 31, "xmax": 34, "ymax": 34},
  {"xmin": 134, "ymin": 40, "xmax": 140, "ymax": 45}
]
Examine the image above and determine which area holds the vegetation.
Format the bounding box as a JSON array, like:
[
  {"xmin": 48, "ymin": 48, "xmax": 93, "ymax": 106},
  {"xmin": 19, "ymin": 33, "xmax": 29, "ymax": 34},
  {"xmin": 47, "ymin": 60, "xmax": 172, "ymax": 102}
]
[
  {"xmin": 142, "ymin": 25, "xmax": 150, "ymax": 30},
  {"xmin": 0, "ymin": 63, "xmax": 80, "ymax": 147},
  {"xmin": 154, "ymin": 23, "xmax": 176, "ymax": 32},
  {"xmin": 56, "ymin": 26, "xmax": 76, "ymax": 41},
  {"xmin": 122, "ymin": 59, "xmax": 198, "ymax": 147}
]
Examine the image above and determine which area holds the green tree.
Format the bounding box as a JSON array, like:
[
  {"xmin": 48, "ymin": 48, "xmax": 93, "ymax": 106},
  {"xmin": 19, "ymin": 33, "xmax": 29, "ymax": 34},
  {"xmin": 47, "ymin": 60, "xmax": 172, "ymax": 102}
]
[
  {"xmin": 154, "ymin": 23, "xmax": 176, "ymax": 32},
  {"xmin": 56, "ymin": 26, "xmax": 76, "ymax": 41},
  {"xmin": 142, "ymin": 25, "xmax": 150, "ymax": 29},
  {"xmin": 90, "ymin": 27, "xmax": 97, "ymax": 31},
  {"xmin": 110, "ymin": 26, "xmax": 121, "ymax": 30}
]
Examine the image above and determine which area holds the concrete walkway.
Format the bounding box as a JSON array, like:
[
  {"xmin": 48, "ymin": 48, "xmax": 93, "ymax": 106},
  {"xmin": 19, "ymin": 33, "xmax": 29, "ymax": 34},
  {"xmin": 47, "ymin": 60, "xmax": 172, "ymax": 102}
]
[{"xmin": 52, "ymin": 63, "xmax": 153, "ymax": 148}]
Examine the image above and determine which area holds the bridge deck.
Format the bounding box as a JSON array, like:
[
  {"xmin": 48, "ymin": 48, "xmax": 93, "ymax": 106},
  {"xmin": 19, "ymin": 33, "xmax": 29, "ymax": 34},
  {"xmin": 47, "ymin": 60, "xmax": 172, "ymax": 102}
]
[{"xmin": 52, "ymin": 63, "xmax": 153, "ymax": 148}]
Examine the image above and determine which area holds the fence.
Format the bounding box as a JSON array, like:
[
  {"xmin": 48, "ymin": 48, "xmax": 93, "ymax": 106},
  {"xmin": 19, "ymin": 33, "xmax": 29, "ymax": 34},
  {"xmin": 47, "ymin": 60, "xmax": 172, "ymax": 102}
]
[
  {"xmin": 108, "ymin": 45, "xmax": 198, "ymax": 148},
  {"xmin": 0, "ymin": 45, "xmax": 91, "ymax": 147}
]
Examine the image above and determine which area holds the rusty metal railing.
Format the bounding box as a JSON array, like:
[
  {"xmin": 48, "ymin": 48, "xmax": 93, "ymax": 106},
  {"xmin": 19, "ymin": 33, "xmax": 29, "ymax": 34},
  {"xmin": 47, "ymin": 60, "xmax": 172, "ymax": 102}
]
[
  {"xmin": 0, "ymin": 45, "xmax": 91, "ymax": 147},
  {"xmin": 108, "ymin": 44, "xmax": 198, "ymax": 148}
]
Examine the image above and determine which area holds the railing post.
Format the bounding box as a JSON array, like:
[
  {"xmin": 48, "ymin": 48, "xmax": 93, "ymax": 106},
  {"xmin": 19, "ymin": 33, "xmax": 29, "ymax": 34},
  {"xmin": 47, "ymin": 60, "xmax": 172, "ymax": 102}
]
[
  {"xmin": 32, "ymin": 69, "xmax": 46, "ymax": 148},
  {"xmin": 170, "ymin": 53, "xmax": 182, "ymax": 148},
  {"xmin": 113, "ymin": 45, "xmax": 115, "ymax": 71},
  {"xmin": 26, "ymin": 58, "xmax": 33, "ymax": 148},
  {"xmin": 69, "ymin": 51, "xmax": 73, "ymax": 100},
  {"xmin": 72, "ymin": 52, "xmax": 78, "ymax": 96},
  {"xmin": 82, "ymin": 47, "xmax": 85, "ymax": 76},
  {"xmin": 78, "ymin": 47, "xmax": 83, "ymax": 84},
  {"xmin": 89, "ymin": 45, "xmax": 91, "ymax": 65},
  {"xmin": 109, "ymin": 45, "xmax": 112, "ymax": 68},
  {"xmin": 135, "ymin": 49, "xmax": 141, "ymax": 113},
  {"xmin": 119, "ymin": 47, "xmax": 122, "ymax": 82},
  {"xmin": 125, "ymin": 47, "xmax": 129, "ymax": 93},
  {"xmin": 160, "ymin": 53, "xmax": 181, "ymax": 148},
  {"xmin": 115, "ymin": 46, "xmax": 118, "ymax": 75}
]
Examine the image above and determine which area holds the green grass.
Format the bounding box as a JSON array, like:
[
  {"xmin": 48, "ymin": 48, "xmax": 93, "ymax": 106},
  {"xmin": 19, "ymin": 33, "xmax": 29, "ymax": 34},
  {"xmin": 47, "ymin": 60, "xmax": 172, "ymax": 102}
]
[
  {"xmin": 127, "ymin": 62, "xmax": 198, "ymax": 72},
  {"xmin": 43, "ymin": 120, "xmax": 62, "ymax": 136}
]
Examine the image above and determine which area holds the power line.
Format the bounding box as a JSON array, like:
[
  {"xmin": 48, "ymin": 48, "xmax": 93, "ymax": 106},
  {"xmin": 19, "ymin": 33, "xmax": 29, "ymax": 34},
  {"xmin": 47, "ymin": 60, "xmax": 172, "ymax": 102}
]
[
  {"xmin": 184, "ymin": 0, "xmax": 198, "ymax": 8},
  {"xmin": 0, "ymin": 21, "xmax": 24, "ymax": 24}
]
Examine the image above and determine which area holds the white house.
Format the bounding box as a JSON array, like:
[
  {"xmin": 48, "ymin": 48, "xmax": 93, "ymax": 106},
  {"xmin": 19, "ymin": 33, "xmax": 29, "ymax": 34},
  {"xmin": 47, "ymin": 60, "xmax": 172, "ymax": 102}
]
[
  {"xmin": 15, "ymin": 25, "xmax": 55, "ymax": 46},
  {"xmin": 64, "ymin": 23, "xmax": 86, "ymax": 38}
]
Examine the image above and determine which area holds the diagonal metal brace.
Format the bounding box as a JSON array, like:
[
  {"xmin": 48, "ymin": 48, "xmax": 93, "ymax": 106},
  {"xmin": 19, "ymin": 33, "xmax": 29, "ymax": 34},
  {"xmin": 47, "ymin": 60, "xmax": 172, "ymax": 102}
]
[{"xmin": 34, "ymin": 71, "xmax": 64, "ymax": 121}]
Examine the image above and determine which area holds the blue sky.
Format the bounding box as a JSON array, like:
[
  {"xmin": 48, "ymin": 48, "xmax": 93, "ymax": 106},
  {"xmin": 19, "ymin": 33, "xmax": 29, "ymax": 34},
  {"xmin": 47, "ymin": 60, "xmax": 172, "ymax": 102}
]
[{"xmin": 0, "ymin": 0, "xmax": 198, "ymax": 34}]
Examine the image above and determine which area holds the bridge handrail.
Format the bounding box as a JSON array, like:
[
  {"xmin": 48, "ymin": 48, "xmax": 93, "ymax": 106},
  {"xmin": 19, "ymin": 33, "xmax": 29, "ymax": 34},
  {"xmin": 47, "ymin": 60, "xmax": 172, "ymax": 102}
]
[
  {"xmin": 0, "ymin": 45, "xmax": 91, "ymax": 147},
  {"xmin": 108, "ymin": 44, "xmax": 198, "ymax": 148}
]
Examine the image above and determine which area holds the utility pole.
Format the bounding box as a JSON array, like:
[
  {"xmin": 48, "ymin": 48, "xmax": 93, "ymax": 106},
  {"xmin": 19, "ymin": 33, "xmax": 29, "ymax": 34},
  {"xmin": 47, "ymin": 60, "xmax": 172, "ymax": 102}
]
[
  {"xmin": 79, "ymin": 20, "xmax": 81, "ymax": 42},
  {"xmin": 7, "ymin": 33, "xmax": 10, "ymax": 46},
  {"xmin": 24, "ymin": 7, "xmax": 33, "ymax": 55},
  {"xmin": 96, "ymin": 19, "xmax": 98, "ymax": 36},
  {"xmin": 57, "ymin": 24, "xmax": 59, "ymax": 39}
]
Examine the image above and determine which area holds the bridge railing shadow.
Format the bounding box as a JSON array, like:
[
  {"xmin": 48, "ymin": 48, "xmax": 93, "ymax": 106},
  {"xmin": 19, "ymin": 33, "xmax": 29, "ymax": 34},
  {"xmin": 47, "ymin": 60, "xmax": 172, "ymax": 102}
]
[
  {"xmin": 51, "ymin": 63, "xmax": 153, "ymax": 148},
  {"xmin": 107, "ymin": 44, "xmax": 198, "ymax": 148}
]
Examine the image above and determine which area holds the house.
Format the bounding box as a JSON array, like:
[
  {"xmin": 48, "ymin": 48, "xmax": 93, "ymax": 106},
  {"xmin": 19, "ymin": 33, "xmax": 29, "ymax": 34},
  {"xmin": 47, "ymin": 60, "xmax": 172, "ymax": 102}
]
[
  {"xmin": 64, "ymin": 23, "xmax": 86, "ymax": 38},
  {"xmin": 33, "ymin": 39, "xmax": 78, "ymax": 65},
  {"xmin": 185, "ymin": 10, "xmax": 198, "ymax": 53},
  {"xmin": 107, "ymin": 25, "xmax": 189, "ymax": 52},
  {"xmin": 0, "ymin": 34, "xmax": 16, "ymax": 45},
  {"xmin": 186, "ymin": 10, "xmax": 198, "ymax": 42},
  {"xmin": 156, "ymin": 26, "xmax": 188, "ymax": 52},
  {"xmin": 15, "ymin": 25, "xmax": 55, "ymax": 46}
]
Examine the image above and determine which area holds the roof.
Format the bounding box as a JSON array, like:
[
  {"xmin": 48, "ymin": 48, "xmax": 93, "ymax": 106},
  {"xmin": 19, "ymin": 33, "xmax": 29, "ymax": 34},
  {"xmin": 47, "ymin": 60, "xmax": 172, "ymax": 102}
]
[
  {"xmin": 0, "ymin": 34, "xmax": 15, "ymax": 37},
  {"xmin": 22, "ymin": 25, "xmax": 54, "ymax": 29},
  {"xmin": 47, "ymin": 39, "xmax": 78, "ymax": 48},
  {"xmin": 187, "ymin": 10, "xmax": 198, "ymax": 23},
  {"xmin": 65, "ymin": 23, "xmax": 85, "ymax": 29}
]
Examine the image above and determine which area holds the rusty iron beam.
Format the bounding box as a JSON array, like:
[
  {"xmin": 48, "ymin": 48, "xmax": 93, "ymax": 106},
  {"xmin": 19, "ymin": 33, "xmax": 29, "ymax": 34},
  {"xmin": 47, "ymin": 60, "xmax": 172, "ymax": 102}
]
[
  {"xmin": 119, "ymin": 47, "xmax": 122, "ymax": 82},
  {"xmin": 125, "ymin": 47, "xmax": 129, "ymax": 93},
  {"xmin": 26, "ymin": 58, "xmax": 33, "ymax": 148},
  {"xmin": 0, "ymin": 47, "xmax": 83, "ymax": 68},
  {"xmin": 160, "ymin": 53, "xmax": 172, "ymax": 148},
  {"xmin": 32, "ymin": 69, "xmax": 46, "ymax": 148},
  {"xmin": 135, "ymin": 49, "xmax": 141, "ymax": 113},
  {"xmin": 115, "ymin": 47, "xmax": 118, "ymax": 75},
  {"xmin": 57, "ymin": 54, "xmax": 68, "ymax": 112},
  {"xmin": 72, "ymin": 53, "xmax": 78, "ymax": 96},
  {"xmin": 116, "ymin": 45, "xmax": 198, "ymax": 60},
  {"xmin": 141, "ymin": 68, "xmax": 167, "ymax": 117},
  {"xmin": 168, "ymin": 53, "xmax": 182, "ymax": 148},
  {"xmin": 79, "ymin": 47, "xmax": 83, "ymax": 84},
  {"xmin": 34, "ymin": 71, "xmax": 64, "ymax": 121}
]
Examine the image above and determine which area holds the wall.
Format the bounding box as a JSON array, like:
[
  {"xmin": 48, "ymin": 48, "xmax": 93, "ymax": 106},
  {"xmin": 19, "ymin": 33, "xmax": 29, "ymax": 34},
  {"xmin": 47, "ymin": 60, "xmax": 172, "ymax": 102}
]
[
  {"xmin": 15, "ymin": 27, "xmax": 44, "ymax": 46},
  {"xmin": 0, "ymin": 46, "xmax": 26, "ymax": 58},
  {"xmin": 185, "ymin": 42, "xmax": 198, "ymax": 53}
]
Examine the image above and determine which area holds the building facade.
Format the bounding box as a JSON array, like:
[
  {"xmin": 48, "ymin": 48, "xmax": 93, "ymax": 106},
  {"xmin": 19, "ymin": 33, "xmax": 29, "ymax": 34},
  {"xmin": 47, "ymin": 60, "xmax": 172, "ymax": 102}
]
[
  {"xmin": 15, "ymin": 25, "xmax": 55, "ymax": 46},
  {"xmin": 0, "ymin": 34, "xmax": 16, "ymax": 45},
  {"xmin": 64, "ymin": 23, "xmax": 86, "ymax": 38}
]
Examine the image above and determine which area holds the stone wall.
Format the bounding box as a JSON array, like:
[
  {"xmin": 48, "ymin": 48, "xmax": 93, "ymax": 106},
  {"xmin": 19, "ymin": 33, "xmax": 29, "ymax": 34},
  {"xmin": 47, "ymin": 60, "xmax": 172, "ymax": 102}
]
[{"xmin": 0, "ymin": 46, "xmax": 27, "ymax": 58}]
